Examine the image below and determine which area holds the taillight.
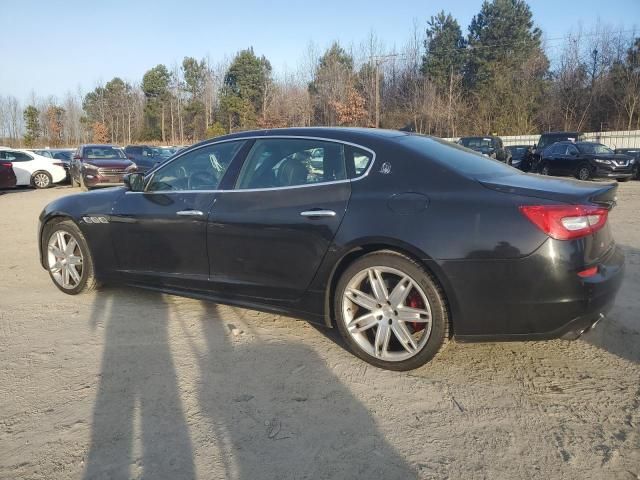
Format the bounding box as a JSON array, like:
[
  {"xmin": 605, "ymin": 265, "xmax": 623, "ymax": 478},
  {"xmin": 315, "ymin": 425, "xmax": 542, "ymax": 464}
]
[
  {"xmin": 0, "ymin": 161, "xmax": 12, "ymax": 168},
  {"xmin": 519, "ymin": 205, "xmax": 608, "ymax": 240}
]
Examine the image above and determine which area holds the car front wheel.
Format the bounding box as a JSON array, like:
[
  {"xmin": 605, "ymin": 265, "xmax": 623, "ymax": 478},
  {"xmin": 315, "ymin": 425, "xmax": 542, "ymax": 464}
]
[
  {"xmin": 576, "ymin": 165, "xmax": 591, "ymax": 181},
  {"xmin": 334, "ymin": 251, "xmax": 449, "ymax": 371},
  {"xmin": 43, "ymin": 220, "xmax": 98, "ymax": 294}
]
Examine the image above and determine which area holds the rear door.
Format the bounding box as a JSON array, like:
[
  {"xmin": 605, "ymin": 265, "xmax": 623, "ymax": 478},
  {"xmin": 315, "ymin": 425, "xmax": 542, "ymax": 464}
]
[{"xmin": 206, "ymin": 137, "xmax": 356, "ymax": 301}]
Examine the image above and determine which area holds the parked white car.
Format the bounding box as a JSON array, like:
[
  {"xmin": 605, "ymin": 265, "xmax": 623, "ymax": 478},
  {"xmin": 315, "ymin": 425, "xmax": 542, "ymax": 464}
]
[{"xmin": 0, "ymin": 148, "xmax": 67, "ymax": 188}]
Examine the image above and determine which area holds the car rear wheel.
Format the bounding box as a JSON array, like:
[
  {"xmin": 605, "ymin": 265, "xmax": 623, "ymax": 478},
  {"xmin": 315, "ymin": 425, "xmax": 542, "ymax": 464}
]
[
  {"xmin": 576, "ymin": 164, "xmax": 591, "ymax": 181},
  {"xmin": 43, "ymin": 220, "xmax": 98, "ymax": 294},
  {"xmin": 540, "ymin": 163, "xmax": 550, "ymax": 175},
  {"xmin": 334, "ymin": 251, "xmax": 449, "ymax": 371},
  {"xmin": 32, "ymin": 171, "xmax": 52, "ymax": 189}
]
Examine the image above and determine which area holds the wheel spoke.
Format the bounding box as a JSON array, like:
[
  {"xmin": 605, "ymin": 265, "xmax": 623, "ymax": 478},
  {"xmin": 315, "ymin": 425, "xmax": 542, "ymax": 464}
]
[
  {"xmin": 67, "ymin": 255, "xmax": 82, "ymax": 265},
  {"xmin": 345, "ymin": 288, "xmax": 378, "ymax": 311},
  {"xmin": 397, "ymin": 306, "xmax": 431, "ymax": 323},
  {"xmin": 50, "ymin": 261, "xmax": 63, "ymax": 273},
  {"xmin": 48, "ymin": 244, "xmax": 64, "ymax": 257},
  {"xmin": 64, "ymin": 237, "xmax": 78, "ymax": 256},
  {"xmin": 56, "ymin": 231, "xmax": 67, "ymax": 252},
  {"xmin": 391, "ymin": 321, "xmax": 418, "ymax": 353},
  {"xmin": 374, "ymin": 324, "xmax": 391, "ymax": 358},
  {"xmin": 67, "ymin": 264, "xmax": 81, "ymax": 284},
  {"xmin": 62, "ymin": 265, "xmax": 70, "ymax": 287},
  {"xmin": 388, "ymin": 276, "xmax": 412, "ymax": 308},
  {"xmin": 368, "ymin": 268, "xmax": 388, "ymax": 302},
  {"xmin": 347, "ymin": 312, "xmax": 378, "ymax": 333}
]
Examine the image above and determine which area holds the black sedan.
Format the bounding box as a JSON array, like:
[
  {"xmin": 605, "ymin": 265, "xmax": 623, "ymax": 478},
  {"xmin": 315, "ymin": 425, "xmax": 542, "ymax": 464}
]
[
  {"xmin": 38, "ymin": 128, "xmax": 624, "ymax": 370},
  {"xmin": 539, "ymin": 141, "xmax": 634, "ymax": 181}
]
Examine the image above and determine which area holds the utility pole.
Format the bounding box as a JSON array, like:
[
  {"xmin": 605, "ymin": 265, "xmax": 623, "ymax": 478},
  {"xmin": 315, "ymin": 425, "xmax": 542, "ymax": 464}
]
[{"xmin": 370, "ymin": 54, "xmax": 400, "ymax": 128}]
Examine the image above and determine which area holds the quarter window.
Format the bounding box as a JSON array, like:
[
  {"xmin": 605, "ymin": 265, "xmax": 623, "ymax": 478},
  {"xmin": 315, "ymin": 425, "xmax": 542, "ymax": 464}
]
[
  {"xmin": 235, "ymin": 139, "xmax": 347, "ymax": 189},
  {"xmin": 347, "ymin": 146, "xmax": 373, "ymax": 177},
  {"xmin": 146, "ymin": 141, "xmax": 244, "ymax": 192}
]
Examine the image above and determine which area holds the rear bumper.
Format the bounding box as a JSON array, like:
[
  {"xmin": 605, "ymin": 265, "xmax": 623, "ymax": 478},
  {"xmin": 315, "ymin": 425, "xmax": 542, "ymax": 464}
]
[{"xmin": 441, "ymin": 241, "xmax": 625, "ymax": 342}]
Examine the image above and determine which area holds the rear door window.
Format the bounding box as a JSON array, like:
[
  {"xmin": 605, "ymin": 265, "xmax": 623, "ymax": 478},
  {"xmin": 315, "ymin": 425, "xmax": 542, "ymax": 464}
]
[{"xmin": 235, "ymin": 138, "xmax": 347, "ymax": 189}]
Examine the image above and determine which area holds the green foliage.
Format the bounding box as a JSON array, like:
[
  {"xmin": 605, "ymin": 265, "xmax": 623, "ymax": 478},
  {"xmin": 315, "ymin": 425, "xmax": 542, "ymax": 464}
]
[
  {"xmin": 220, "ymin": 47, "xmax": 272, "ymax": 129},
  {"xmin": 182, "ymin": 57, "xmax": 207, "ymax": 98},
  {"xmin": 422, "ymin": 11, "xmax": 466, "ymax": 89},
  {"xmin": 466, "ymin": 0, "xmax": 544, "ymax": 86},
  {"xmin": 141, "ymin": 65, "xmax": 171, "ymax": 98},
  {"xmin": 206, "ymin": 121, "xmax": 227, "ymax": 138},
  {"xmin": 141, "ymin": 65, "xmax": 172, "ymax": 140},
  {"xmin": 23, "ymin": 105, "xmax": 40, "ymax": 146}
]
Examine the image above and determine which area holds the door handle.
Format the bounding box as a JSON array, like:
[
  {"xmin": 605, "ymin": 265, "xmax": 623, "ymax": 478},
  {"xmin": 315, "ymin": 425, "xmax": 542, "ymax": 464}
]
[
  {"xmin": 176, "ymin": 210, "xmax": 204, "ymax": 216},
  {"xmin": 300, "ymin": 210, "xmax": 336, "ymax": 218}
]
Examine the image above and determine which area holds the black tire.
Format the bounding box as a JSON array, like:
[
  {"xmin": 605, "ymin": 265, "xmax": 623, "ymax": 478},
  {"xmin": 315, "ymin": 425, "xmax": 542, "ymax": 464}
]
[
  {"xmin": 32, "ymin": 171, "xmax": 52, "ymax": 189},
  {"xmin": 617, "ymin": 177, "xmax": 631, "ymax": 182},
  {"xmin": 540, "ymin": 162, "xmax": 550, "ymax": 176},
  {"xmin": 633, "ymin": 165, "xmax": 639, "ymax": 180},
  {"xmin": 71, "ymin": 174, "xmax": 80, "ymax": 187},
  {"xmin": 575, "ymin": 164, "xmax": 591, "ymax": 181},
  {"xmin": 334, "ymin": 250, "xmax": 450, "ymax": 371},
  {"xmin": 42, "ymin": 219, "xmax": 99, "ymax": 295}
]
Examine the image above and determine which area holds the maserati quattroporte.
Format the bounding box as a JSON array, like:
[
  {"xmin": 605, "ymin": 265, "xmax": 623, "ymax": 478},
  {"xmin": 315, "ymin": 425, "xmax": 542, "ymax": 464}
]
[{"xmin": 39, "ymin": 128, "xmax": 624, "ymax": 370}]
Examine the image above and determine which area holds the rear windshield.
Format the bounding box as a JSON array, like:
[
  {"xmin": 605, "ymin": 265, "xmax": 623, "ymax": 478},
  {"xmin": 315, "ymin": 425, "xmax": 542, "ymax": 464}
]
[
  {"xmin": 459, "ymin": 137, "xmax": 494, "ymax": 148},
  {"xmin": 84, "ymin": 147, "xmax": 126, "ymax": 159},
  {"xmin": 507, "ymin": 146, "xmax": 528, "ymax": 158},
  {"xmin": 399, "ymin": 135, "xmax": 516, "ymax": 177}
]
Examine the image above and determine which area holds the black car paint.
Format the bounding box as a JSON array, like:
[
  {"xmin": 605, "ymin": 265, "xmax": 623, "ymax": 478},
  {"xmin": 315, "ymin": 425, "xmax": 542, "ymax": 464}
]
[
  {"xmin": 39, "ymin": 128, "xmax": 624, "ymax": 341},
  {"xmin": 540, "ymin": 141, "xmax": 633, "ymax": 179}
]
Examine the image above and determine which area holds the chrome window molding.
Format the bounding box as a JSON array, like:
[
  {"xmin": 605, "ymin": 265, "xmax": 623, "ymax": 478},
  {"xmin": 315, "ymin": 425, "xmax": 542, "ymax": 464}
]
[{"xmin": 130, "ymin": 135, "xmax": 377, "ymax": 195}]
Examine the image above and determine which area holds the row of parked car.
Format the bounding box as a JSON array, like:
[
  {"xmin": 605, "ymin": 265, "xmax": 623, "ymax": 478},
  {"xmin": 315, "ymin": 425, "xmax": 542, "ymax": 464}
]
[
  {"xmin": 457, "ymin": 132, "xmax": 640, "ymax": 181},
  {"xmin": 0, "ymin": 144, "xmax": 186, "ymax": 190}
]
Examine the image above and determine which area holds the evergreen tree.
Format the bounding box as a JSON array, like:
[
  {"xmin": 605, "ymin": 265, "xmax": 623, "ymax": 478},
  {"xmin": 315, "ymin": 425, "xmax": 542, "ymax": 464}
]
[
  {"xmin": 23, "ymin": 105, "xmax": 40, "ymax": 147},
  {"xmin": 422, "ymin": 11, "xmax": 466, "ymax": 90}
]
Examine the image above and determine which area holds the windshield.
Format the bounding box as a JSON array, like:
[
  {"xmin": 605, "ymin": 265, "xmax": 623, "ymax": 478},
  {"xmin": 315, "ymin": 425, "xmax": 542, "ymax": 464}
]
[
  {"xmin": 400, "ymin": 135, "xmax": 516, "ymax": 177},
  {"xmin": 85, "ymin": 147, "xmax": 126, "ymax": 159},
  {"xmin": 577, "ymin": 143, "xmax": 613, "ymax": 155}
]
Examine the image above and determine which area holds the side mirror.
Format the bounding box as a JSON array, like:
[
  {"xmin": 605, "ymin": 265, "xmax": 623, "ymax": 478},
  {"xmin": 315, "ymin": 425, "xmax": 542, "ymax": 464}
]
[{"xmin": 124, "ymin": 172, "xmax": 145, "ymax": 192}]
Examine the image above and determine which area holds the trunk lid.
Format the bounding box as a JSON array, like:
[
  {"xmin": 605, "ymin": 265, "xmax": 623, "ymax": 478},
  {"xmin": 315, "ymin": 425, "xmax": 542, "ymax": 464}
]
[{"xmin": 480, "ymin": 173, "xmax": 618, "ymax": 209}]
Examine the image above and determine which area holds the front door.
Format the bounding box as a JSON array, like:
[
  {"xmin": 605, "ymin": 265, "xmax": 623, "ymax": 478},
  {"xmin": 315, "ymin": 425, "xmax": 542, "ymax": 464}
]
[
  {"xmin": 110, "ymin": 140, "xmax": 246, "ymax": 290},
  {"xmin": 207, "ymin": 137, "xmax": 352, "ymax": 301}
]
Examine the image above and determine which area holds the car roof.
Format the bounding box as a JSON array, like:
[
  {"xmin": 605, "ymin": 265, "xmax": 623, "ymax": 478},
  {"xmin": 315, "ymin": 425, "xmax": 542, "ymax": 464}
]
[
  {"xmin": 81, "ymin": 144, "xmax": 119, "ymax": 148},
  {"xmin": 191, "ymin": 127, "xmax": 408, "ymax": 148}
]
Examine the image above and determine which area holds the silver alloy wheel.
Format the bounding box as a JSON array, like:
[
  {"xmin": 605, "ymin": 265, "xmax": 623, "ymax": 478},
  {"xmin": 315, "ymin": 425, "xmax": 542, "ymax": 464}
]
[
  {"xmin": 33, "ymin": 172, "xmax": 50, "ymax": 188},
  {"xmin": 47, "ymin": 230, "xmax": 83, "ymax": 289},
  {"xmin": 578, "ymin": 167, "xmax": 590, "ymax": 180},
  {"xmin": 342, "ymin": 266, "xmax": 432, "ymax": 362}
]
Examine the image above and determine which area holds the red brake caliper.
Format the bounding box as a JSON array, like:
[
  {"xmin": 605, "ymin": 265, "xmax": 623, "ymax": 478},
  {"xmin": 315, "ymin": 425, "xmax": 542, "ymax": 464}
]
[{"xmin": 406, "ymin": 291, "xmax": 426, "ymax": 332}]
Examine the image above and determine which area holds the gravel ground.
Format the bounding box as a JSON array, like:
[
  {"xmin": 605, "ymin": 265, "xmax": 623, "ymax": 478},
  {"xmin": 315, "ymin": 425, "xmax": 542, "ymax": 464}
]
[{"xmin": 0, "ymin": 183, "xmax": 638, "ymax": 480}]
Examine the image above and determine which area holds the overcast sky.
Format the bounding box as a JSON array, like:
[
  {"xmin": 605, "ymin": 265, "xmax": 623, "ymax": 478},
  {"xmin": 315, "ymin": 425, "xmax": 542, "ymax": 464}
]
[{"xmin": 1, "ymin": 0, "xmax": 638, "ymax": 102}]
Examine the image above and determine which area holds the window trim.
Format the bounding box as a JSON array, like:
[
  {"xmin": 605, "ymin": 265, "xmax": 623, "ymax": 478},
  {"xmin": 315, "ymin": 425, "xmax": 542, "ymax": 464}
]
[{"xmin": 129, "ymin": 135, "xmax": 376, "ymax": 195}]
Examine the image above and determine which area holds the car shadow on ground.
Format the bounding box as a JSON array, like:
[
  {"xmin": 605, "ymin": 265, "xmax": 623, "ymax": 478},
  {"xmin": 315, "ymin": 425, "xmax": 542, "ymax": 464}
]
[
  {"xmin": 581, "ymin": 244, "xmax": 640, "ymax": 365},
  {"xmin": 83, "ymin": 287, "xmax": 415, "ymax": 479}
]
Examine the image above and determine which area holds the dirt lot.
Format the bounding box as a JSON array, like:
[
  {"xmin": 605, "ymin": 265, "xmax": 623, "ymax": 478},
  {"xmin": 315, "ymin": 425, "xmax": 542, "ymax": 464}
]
[{"xmin": 0, "ymin": 183, "xmax": 638, "ymax": 480}]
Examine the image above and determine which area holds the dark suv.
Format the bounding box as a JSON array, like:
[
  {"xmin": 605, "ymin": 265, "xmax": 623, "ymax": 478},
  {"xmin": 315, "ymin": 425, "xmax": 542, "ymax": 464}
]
[
  {"xmin": 539, "ymin": 141, "xmax": 634, "ymax": 181},
  {"xmin": 70, "ymin": 145, "xmax": 137, "ymax": 189},
  {"xmin": 614, "ymin": 148, "xmax": 640, "ymax": 179},
  {"xmin": 532, "ymin": 131, "xmax": 585, "ymax": 170},
  {"xmin": 457, "ymin": 136, "xmax": 511, "ymax": 163}
]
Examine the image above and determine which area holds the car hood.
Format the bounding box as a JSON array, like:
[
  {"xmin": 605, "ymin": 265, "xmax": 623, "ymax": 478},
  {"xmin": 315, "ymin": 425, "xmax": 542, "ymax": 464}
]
[
  {"xmin": 85, "ymin": 159, "xmax": 133, "ymax": 168},
  {"xmin": 479, "ymin": 172, "xmax": 618, "ymax": 207},
  {"xmin": 584, "ymin": 153, "xmax": 631, "ymax": 161}
]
